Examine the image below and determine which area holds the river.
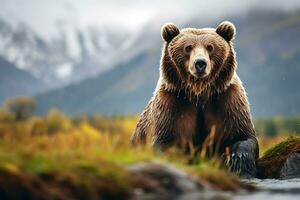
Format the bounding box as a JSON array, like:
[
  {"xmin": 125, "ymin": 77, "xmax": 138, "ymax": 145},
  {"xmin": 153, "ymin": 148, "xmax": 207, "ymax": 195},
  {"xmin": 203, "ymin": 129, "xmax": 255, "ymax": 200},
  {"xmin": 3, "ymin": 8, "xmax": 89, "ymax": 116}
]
[{"xmin": 178, "ymin": 178, "xmax": 300, "ymax": 200}]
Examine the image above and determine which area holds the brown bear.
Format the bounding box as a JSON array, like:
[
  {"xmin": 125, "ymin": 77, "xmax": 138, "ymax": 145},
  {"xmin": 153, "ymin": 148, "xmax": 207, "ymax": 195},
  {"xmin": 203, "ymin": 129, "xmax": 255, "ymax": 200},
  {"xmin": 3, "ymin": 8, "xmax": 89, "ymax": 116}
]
[{"xmin": 131, "ymin": 21, "xmax": 259, "ymax": 177}]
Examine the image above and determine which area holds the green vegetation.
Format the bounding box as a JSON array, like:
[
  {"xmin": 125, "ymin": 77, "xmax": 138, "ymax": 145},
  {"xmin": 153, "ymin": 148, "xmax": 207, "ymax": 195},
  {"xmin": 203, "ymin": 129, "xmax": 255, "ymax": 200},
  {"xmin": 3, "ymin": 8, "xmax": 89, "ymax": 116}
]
[
  {"xmin": 255, "ymin": 116, "xmax": 300, "ymax": 137},
  {"xmin": 257, "ymin": 136, "xmax": 300, "ymax": 178},
  {"xmin": 5, "ymin": 96, "xmax": 35, "ymax": 121},
  {"xmin": 0, "ymin": 99, "xmax": 251, "ymax": 199},
  {"xmin": 0, "ymin": 97, "xmax": 299, "ymax": 199}
]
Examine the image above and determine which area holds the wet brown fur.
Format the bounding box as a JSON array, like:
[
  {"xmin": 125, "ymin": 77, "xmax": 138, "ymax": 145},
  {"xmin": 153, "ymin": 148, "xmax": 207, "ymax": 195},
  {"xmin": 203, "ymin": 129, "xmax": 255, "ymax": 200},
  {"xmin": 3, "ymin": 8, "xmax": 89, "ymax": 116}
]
[{"xmin": 131, "ymin": 22, "xmax": 258, "ymax": 157}]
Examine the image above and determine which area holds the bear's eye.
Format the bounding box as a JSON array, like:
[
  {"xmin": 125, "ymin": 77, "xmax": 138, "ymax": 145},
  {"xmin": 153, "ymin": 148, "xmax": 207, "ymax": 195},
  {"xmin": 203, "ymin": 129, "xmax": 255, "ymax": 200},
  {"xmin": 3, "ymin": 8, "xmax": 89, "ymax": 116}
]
[
  {"xmin": 184, "ymin": 44, "xmax": 193, "ymax": 54},
  {"xmin": 206, "ymin": 44, "xmax": 214, "ymax": 53}
]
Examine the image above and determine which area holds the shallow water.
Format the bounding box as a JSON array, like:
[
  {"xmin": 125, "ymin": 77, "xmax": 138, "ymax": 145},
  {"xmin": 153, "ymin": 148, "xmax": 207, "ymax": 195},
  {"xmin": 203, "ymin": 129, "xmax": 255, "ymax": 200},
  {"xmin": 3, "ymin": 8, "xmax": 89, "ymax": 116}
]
[
  {"xmin": 236, "ymin": 178, "xmax": 300, "ymax": 200},
  {"xmin": 178, "ymin": 178, "xmax": 300, "ymax": 200}
]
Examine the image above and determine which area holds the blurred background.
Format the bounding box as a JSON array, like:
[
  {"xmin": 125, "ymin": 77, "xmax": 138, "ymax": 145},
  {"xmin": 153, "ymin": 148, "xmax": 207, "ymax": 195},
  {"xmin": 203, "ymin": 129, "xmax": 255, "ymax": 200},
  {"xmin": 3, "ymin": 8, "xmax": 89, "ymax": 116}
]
[
  {"xmin": 0, "ymin": 1, "xmax": 300, "ymax": 199},
  {"xmin": 0, "ymin": 0, "xmax": 299, "ymax": 117},
  {"xmin": 1, "ymin": 0, "xmax": 300, "ymax": 137}
]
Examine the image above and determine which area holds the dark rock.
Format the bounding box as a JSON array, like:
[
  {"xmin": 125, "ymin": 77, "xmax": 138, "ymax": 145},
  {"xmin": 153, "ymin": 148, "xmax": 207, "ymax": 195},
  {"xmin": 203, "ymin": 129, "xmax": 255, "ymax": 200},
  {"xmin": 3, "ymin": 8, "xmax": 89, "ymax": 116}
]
[
  {"xmin": 280, "ymin": 152, "xmax": 300, "ymax": 179},
  {"xmin": 127, "ymin": 162, "xmax": 256, "ymax": 199},
  {"xmin": 127, "ymin": 163, "xmax": 206, "ymax": 199},
  {"xmin": 257, "ymin": 136, "xmax": 300, "ymax": 179}
]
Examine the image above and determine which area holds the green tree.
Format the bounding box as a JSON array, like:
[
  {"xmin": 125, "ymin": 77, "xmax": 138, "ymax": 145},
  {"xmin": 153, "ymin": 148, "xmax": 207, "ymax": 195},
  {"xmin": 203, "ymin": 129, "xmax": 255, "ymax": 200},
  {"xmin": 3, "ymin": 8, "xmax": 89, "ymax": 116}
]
[
  {"xmin": 46, "ymin": 108, "xmax": 71, "ymax": 134},
  {"xmin": 264, "ymin": 120, "xmax": 278, "ymax": 137},
  {"xmin": 5, "ymin": 96, "xmax": 36, "ymax": 121}
]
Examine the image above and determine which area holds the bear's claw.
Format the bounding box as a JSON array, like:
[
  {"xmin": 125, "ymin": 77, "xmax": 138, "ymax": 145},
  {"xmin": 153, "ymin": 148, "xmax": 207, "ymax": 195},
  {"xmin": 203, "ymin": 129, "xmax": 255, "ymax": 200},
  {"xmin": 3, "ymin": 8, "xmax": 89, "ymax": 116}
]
[{"xmin": 227, "ymin": 152, "xmax": 256, "ymax": 178}]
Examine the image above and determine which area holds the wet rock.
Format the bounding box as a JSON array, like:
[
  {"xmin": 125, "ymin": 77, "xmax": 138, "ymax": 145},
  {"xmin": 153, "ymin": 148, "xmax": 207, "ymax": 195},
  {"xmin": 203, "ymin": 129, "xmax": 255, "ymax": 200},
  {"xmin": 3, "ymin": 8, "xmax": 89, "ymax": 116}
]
[
  {"xmin": 280, "ymin": 152, "xmax": 300, "ymax": 179},
  {"xmin": 127, "ymin": 162, "xmax": 255, "ymax": 200},
  {"xmin": 257, "ymin": 136, "xmax": 300, "ymax": 179},
  {"xmin": 127, "ymin": 163, "xmax": 206, "ymax": 199}
]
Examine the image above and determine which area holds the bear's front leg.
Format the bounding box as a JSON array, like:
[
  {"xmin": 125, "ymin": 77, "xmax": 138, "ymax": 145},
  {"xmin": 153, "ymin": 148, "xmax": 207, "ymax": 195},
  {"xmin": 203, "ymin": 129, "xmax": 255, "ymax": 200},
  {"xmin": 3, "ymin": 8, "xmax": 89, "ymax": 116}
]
[
  {"xmin": 151, "ymin": 90, "xmax": 198, "ymax": 151},
  {"xmin": 227, "ymin": 138, "xmax": 258, "ymax": 178},
  {"xmin": 216, "ymin": 82, "xmax": 259, "ymax": 178},
  {"xmin": 131, "ymin": 100, "xmax": 153, "ymax": 145}
]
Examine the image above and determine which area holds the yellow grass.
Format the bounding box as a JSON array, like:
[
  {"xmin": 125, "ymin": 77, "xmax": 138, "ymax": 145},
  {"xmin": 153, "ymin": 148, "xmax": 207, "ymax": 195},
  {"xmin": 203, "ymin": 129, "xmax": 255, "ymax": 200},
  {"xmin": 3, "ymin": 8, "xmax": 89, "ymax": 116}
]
[{"xmin": 0, "ymin": 108, "xmax": 298, "ymax": 198}]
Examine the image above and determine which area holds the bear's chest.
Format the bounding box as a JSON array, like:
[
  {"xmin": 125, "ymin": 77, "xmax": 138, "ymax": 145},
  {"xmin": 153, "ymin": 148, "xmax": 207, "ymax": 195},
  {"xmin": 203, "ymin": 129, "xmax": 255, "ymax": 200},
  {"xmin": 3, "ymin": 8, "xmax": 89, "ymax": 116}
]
[{"xmin": 196, "ymin": 102, "xmax": 228, "ymax": 150}]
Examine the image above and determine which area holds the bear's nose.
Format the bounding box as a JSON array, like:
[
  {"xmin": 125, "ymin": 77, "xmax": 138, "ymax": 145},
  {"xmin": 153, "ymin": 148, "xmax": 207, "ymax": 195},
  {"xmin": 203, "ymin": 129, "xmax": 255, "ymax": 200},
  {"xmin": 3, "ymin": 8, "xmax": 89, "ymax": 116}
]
[{"xmin": 194, "ymin": 58, "xmax": 207, "ymax": 74}]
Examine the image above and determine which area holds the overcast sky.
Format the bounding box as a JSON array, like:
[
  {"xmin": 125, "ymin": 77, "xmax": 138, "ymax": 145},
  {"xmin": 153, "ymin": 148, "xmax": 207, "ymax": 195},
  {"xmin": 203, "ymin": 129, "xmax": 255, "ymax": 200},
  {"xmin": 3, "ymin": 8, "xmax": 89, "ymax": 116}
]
[{"xmin": 1, "ymin": 0, "xmax": 300, "ymax": 38}]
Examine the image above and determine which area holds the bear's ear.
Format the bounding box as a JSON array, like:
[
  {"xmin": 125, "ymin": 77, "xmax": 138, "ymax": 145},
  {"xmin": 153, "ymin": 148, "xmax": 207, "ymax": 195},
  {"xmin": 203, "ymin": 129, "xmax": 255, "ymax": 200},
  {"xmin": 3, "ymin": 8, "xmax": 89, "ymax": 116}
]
[
  {"xmin": 161, "ymin": 23, "xmax": 180, "ymax": 42},
  {"xmin": 216, "ymin": 21, "xmax": 236, "ymax": 42}
]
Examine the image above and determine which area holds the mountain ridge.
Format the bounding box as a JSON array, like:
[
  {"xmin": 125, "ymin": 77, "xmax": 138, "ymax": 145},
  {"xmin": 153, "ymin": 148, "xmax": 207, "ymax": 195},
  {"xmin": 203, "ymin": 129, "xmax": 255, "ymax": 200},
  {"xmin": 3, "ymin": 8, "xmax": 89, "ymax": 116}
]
[
  {"xmin": 0, "ymin": 56, "xmax": 46, "ymax": 105},
  {"xmin": 35, "ymin": 10, "xmax": 300, "ymax": 117}
]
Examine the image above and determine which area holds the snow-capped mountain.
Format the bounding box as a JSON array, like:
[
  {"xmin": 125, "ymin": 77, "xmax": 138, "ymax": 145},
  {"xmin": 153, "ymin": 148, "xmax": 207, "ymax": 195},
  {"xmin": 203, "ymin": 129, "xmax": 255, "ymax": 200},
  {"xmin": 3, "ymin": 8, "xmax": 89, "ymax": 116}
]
[
  {"xmin": 1, "ymin": 0, "xmax": 298, "ymax": 90},
  {"xmin": 2, "ymin": 0, "xmax": 300, "ymax": 117},
  {"xmin": 36, "ymin": 9, "xmax": 300, "ymax": 117},
  {"xmin": 0, "ymin": 17, "xmax": 150, "ymax": 89}
]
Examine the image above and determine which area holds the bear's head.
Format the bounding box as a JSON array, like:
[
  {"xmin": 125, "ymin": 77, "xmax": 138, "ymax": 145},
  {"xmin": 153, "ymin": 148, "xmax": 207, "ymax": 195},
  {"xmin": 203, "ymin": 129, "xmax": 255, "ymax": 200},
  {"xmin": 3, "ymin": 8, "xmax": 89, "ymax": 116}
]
[{"xmin": 160, "ymin": 21, "xmax": 237, "ymax": 97}]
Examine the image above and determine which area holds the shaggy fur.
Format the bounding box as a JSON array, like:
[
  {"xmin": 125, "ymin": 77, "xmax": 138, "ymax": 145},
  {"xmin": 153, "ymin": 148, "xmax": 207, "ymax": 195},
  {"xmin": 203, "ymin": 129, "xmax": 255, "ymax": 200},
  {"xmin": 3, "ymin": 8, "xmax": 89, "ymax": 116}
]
[{"xmin": 131, "ymin": 21, "xmax": 259, "ymax": 177}]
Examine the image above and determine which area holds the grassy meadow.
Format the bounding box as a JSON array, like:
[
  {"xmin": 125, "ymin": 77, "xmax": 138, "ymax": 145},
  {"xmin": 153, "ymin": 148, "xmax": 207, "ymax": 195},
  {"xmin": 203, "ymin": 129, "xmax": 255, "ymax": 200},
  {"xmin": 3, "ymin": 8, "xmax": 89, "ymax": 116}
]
[{"xmin": 0, "ymin": 97, "xmax": 299, "ymax": 199}]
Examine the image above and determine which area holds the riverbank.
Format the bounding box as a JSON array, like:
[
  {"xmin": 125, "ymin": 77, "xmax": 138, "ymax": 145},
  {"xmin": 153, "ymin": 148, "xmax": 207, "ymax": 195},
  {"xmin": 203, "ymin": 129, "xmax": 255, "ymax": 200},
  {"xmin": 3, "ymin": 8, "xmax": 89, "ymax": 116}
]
[{"xmin": 0, "ymin": 111, "xmax": 299, "ymax": 199}]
